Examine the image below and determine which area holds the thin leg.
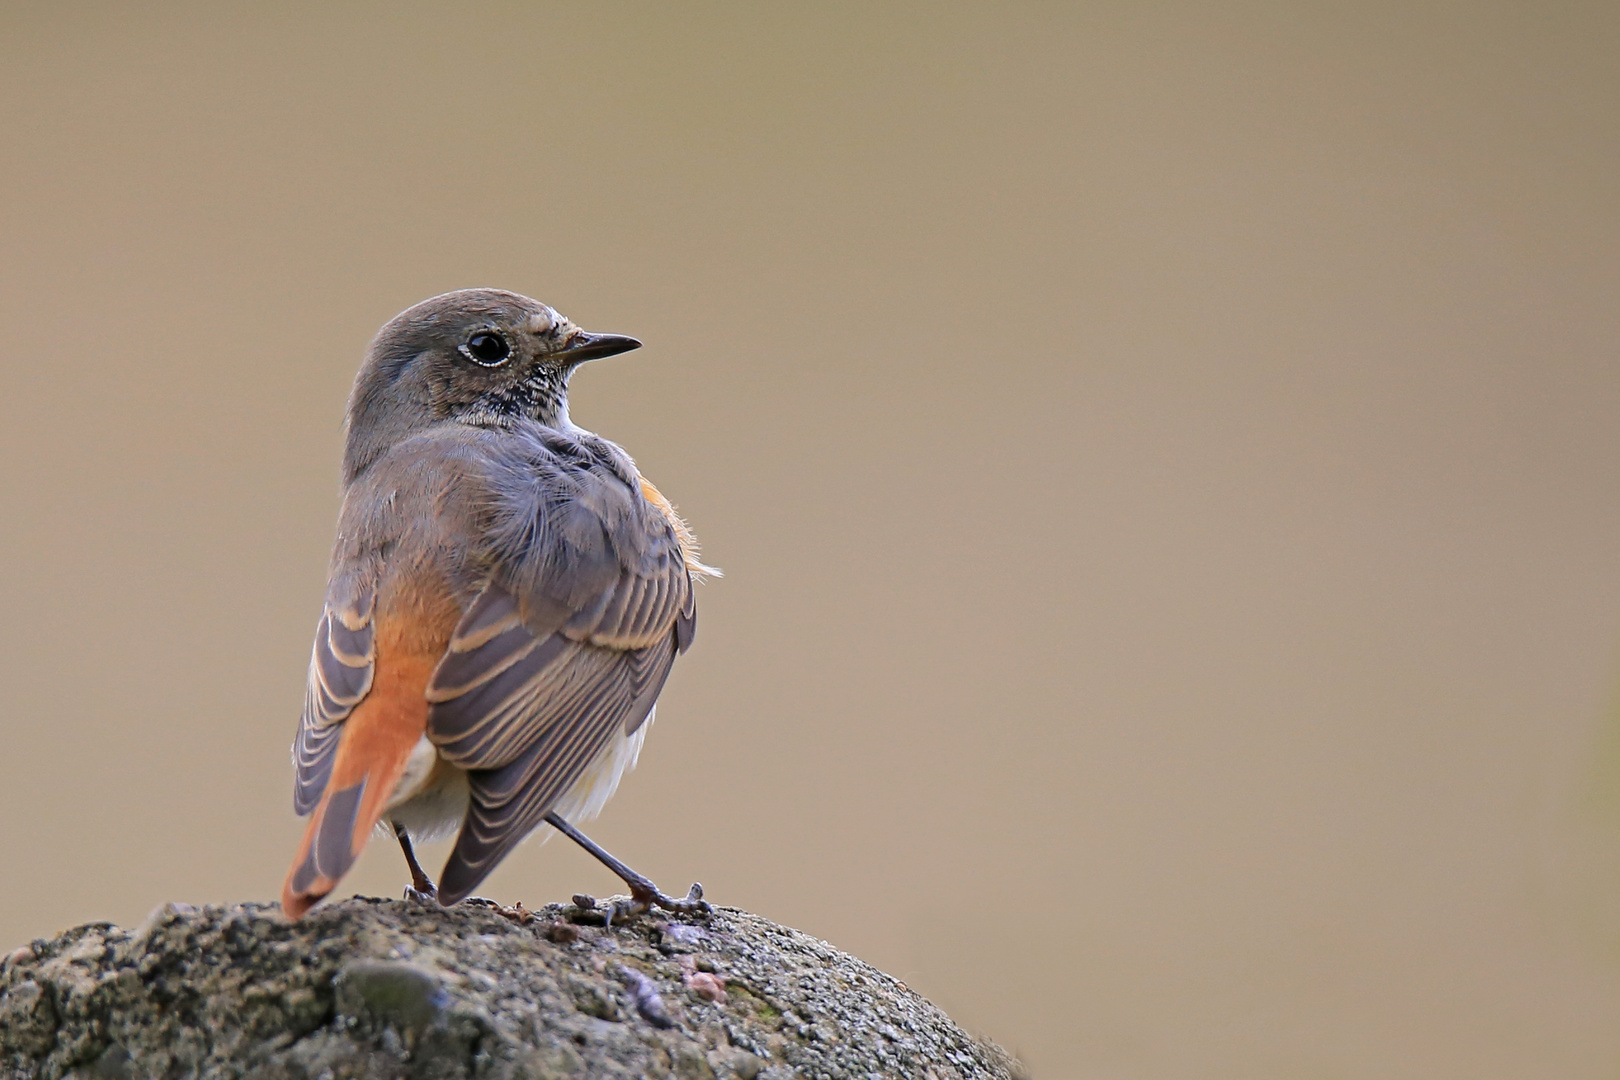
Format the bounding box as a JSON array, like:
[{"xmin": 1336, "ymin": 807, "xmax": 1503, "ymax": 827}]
[
  {"xmin": 544, "ymin": 812, "xmax": 708, "ymax": 924},
  {"xmin": 393, "ymin": 821, "xmax": 438, "ymax": 902}
]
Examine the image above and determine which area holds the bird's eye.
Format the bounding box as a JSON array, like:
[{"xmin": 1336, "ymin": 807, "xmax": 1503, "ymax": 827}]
[{"xmin": 461, "ymin": 332, "xmax": 511, "ymax": 366}]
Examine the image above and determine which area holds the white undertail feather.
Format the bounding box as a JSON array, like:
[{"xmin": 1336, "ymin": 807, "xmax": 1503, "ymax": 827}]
[
  {"xmin": 548, "ymin": 707, "xmax": 653, "ymax": 827},
  {"xmin": 382, "ymin": 708, "xmax": 655, "ymax": 846},
  {"xmin": 383, "ymin": 737, "xmax": 468, "ymax": 842}
]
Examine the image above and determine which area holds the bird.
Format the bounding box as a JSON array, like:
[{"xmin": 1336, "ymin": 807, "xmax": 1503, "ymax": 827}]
[{"xmin": 280, "ymin": 288, "xmax": 716, "ymax": 921}]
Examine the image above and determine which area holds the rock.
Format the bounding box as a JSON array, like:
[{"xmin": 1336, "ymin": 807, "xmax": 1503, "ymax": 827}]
[
  {"xmin": 334, "ymin": 959, "xmax": 451, "ymax": 1034},
  {"xmin": 0, "ymin": 897, "xmax": 1025, "ymax": 1079}
]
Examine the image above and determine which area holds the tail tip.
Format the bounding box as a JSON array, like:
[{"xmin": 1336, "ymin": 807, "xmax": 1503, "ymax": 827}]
[{"xmin": 280, "ymin": 882, "xmax": 329, "ymax": 921}]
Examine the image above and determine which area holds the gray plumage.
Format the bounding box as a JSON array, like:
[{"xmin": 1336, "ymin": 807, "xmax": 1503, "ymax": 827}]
[{"xmin": 285, "ymin": 289, "xmax": 708, "ymax": 913}]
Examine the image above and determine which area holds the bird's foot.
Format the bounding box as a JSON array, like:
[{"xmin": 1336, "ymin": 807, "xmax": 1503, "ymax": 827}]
[
  {"xmin": 541, "ymin": 811, "xmax": 712, "ymax": 928},
  {"xmin": 404, "ymin": 884, "xmax": 506, "ymax": 910},
  {"xmin": 457, "ymin": 895, "xmax": 504, "ymax": 910},
  {"xmin": 605, "ymin": 879, "xmax": 708, "ymax": 928},
  {"xmin": 404, "ymin": 884, "xmax": 438, "ymax": 906}
]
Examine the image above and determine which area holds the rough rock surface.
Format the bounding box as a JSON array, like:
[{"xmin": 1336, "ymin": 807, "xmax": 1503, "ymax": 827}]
[{"xmin": 0, "ymin": 895, "xmax": 1023, "ymax": 1079}]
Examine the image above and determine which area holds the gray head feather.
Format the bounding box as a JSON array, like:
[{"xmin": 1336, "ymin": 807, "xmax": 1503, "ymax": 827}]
[{"xmin": 341, "ymin": 289, "xmax": 636, "ymax": 484}]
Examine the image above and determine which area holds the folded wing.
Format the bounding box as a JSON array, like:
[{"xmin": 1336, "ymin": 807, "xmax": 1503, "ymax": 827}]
[
  {"xmin": 426, "ymin": 430, "xmax": 698, "ymax": 904},
  {"xmin": 292, "ymin": 587, "xmax": 376, "ymax": 815}
]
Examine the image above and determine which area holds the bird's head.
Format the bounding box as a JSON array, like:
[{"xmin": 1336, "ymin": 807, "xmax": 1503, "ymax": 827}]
[{"xmin": 342, "ymin": 288, "xmax": 641, "ymax": 481}]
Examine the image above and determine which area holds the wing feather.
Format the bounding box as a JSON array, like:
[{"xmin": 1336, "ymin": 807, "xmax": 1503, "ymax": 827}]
[
  {"xmin": 292, "ymin": 590, "xmax": 375, "ymax": 815},
  {"xmin": 432, "ymin": 632, "xmax": 676, "ymax": 903}
]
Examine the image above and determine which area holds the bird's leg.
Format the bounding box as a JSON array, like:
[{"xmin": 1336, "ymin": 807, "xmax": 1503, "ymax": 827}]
[
  {"xmin": 394, "ymin": 821, "xmax": 504, "ymax": 910},
  {"xmin": 544, "ymin": 812, "xmax": 709, "ymax": 925},
  {"xmin": 393, "ymin": 821, "xmax": 438, "ymax": 904}
]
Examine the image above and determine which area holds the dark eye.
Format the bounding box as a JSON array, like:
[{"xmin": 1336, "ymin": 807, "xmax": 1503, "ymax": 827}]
[{"xmin": 461, "ymin": 332, "xmax": 511, "ymax": 366}]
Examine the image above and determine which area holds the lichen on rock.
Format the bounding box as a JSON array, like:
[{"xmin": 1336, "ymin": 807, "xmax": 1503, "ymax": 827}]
[{"xmin": 0, "ymin": 896, "xmax": 1023, "ymax": 1079}]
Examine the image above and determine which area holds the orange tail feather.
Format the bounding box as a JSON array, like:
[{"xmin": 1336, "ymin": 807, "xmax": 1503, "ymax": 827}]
[{"xmin": 281, "ymin": 653, "xmax": 433, "ymax": 919}]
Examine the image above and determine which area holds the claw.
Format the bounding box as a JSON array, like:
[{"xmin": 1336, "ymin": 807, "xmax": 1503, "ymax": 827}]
[
  {"xmin": 606, "ymin": 881, "xmax": 709, "ymax": 928},
  {"xmin": 404, "ymin": 885, "xmax": 439, "ymax": 906}
]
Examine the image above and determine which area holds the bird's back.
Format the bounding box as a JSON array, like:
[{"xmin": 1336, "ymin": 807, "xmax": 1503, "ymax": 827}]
[{"xmin": 284, "ymin": 419, "xmax": 706, "ymax": 914}]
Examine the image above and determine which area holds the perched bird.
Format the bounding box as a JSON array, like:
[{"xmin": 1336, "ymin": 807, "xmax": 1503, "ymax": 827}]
[{"xmin": 281, "ymin": 289, "xmax": 715, "ymax": 920}]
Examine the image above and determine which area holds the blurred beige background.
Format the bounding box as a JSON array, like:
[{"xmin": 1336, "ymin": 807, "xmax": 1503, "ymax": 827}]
[{"xmin": 2, "ymin": 2, "xmax": 1618, "ymax": 1076}]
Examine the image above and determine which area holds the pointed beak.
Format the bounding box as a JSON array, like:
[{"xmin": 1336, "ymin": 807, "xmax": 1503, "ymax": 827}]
[{"xmin": 561, "ymin": 331, "xmax": 642, "ymax": 362}]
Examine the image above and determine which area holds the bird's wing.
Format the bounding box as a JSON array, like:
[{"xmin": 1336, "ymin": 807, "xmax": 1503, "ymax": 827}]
[
  {"xmin": 292, "ymin": 582, "xmax": 376, "ymax": 815},
  {"xmin": 425, "ymin": 431, "xmax": 697, "ymax": 903}
]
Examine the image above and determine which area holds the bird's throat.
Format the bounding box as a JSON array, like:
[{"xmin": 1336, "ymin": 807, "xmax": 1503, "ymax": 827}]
[{"xmin": 462, "ymin": 373, "xmax": 570, "ymax": 429}]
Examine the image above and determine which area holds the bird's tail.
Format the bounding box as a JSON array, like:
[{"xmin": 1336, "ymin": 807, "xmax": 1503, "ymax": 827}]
[{"xmin": 281, "ymin": 659, "xmax": 430, "ymax": 919}]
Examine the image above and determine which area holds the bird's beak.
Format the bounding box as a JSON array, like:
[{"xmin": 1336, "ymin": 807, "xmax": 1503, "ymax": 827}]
[{"xmin": 561, "ymin": 331, "xmax": 642, "ymax": 362}]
